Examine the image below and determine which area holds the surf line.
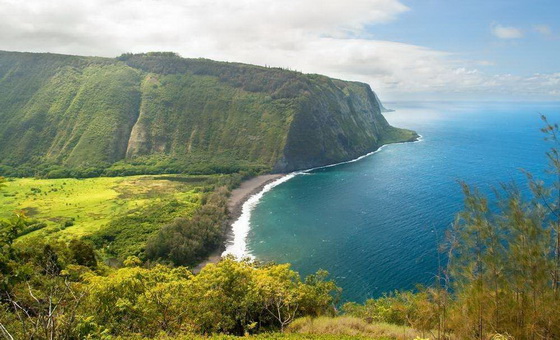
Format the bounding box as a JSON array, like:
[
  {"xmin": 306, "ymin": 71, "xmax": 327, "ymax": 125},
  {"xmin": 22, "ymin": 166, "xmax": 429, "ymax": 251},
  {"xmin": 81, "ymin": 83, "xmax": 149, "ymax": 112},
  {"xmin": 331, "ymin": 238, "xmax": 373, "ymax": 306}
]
[{"xmin": 222, "ymin": 135, "xmax": 423, "ymax": 259}]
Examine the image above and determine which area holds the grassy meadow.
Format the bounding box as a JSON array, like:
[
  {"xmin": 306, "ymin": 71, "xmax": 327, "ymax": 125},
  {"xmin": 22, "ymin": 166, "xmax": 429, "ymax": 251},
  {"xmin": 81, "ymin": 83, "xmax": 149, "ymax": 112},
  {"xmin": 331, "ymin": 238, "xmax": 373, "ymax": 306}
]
[{"xmin": 0, "ymin": 175, "xmax": 205, "ymax": 241}]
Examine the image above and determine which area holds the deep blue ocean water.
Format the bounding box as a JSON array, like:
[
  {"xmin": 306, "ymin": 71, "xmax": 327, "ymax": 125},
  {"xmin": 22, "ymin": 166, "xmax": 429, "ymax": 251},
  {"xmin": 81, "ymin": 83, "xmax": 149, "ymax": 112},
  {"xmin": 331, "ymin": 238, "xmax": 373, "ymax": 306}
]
[{"xmin": 246, "ymin": 102, "xmax": 560, "ymax": 303}]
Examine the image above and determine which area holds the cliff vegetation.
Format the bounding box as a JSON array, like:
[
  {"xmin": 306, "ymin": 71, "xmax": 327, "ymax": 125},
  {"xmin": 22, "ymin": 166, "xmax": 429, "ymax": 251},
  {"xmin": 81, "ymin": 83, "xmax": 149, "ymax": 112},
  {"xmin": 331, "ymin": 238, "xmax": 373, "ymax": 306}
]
[{"xmin": 0, "ymin": 51, "xmax": 416, "ymax": 178}]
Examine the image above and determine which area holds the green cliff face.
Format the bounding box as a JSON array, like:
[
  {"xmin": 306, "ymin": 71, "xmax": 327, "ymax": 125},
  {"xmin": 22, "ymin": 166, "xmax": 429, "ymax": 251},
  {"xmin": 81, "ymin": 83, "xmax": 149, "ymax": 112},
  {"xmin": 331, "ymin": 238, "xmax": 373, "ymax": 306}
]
[
  {"xmin": 275, "ymin": 76, "xmax": 416, "ymax": 172},
  {"xmin": 0, "ymin": 51, "xmax": 416, "ymax": 175}
]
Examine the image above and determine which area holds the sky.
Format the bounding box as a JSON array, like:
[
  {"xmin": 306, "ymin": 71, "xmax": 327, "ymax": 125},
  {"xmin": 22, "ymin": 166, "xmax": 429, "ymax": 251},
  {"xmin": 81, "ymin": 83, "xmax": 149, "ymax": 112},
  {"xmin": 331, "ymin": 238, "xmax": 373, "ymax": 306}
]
[{"xmin": 0, "ymin": 0, "xmax": 558, "ymax": 101}]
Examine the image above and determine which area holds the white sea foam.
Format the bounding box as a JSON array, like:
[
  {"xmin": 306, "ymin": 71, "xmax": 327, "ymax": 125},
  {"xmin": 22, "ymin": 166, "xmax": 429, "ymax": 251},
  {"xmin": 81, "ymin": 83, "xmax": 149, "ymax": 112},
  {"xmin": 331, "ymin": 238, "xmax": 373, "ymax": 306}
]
[
  {"xmin": 222, "ymin": 173, "xmax": 298, "ymax": 258},
  {"xmin": 222, "ymin": 135, "xmax": 423, "ymax": 259}
]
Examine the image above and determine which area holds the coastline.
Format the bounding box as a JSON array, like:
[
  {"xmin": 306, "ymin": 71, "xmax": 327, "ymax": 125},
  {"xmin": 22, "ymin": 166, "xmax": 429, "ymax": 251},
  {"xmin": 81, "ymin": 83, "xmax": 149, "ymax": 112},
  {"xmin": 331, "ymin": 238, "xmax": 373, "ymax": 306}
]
[
  {"xmin": 227, "ymin": 174, "xmax": 286, "ymax": 223},
  {"xmin": 193, "ymin": 134, "xmax": 423, "ymax": 273},
  {"xmin": 192, "ymin": 174, "xmax": 285, "ymax": 273}
]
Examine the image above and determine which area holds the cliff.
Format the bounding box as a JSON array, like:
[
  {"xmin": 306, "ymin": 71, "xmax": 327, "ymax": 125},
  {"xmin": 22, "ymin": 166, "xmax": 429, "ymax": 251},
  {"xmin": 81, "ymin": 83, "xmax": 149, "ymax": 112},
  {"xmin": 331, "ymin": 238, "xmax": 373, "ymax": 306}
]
[{"xmin": 0, "ymin": 51, "xmax": 417, "ymax": 176}]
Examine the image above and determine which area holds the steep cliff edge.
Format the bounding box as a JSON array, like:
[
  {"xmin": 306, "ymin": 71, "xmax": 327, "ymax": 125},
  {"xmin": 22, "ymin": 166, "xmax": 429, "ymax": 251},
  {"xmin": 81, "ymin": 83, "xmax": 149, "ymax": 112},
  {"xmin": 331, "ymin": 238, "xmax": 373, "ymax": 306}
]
[
  {"xmin": 0, "ymin": 51, "xmax": 417, "ymax": 176},
  {"xmin": 275, "ymin": 76, "xmax": 415, "ymax": 172}
]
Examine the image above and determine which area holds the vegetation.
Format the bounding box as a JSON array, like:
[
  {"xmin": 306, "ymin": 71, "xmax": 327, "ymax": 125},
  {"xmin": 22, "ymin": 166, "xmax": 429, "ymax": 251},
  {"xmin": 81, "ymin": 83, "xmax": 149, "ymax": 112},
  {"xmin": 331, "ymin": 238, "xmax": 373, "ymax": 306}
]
[
  {"xmin": 0, "ymin": 50, "xmax": 414, "ymax": 177},
  {"xmin": 123, "ymin": 333, "xmax": 376, "ymax": 339},
  {"xmin": 0, "ymin": 174, "xmax": 246, "ymax": 264},
  {"xmin": 145, "ymin": 186, "xmax": 229, "ymax": 266},
  {"xmin": 8, "ymin": 50, "xmax": 560, "ymax": 339},
  {"xmin": 287, "ymin": 317, "xmax": 421, "ymax": 339},
  {"xmin": 4, "ymin": 115, "xmax": 560, "ymax": 339},
  {"xmin": 438, "ymin": 115, "xmax": 560, "ymax": 338},
  {"xmin": 0, "ymin": 175, "xmax": 201, "ymax": 239},
  {"xmin": 4, "ymin": 114, "xmax": 560, "ymax": 340},
  {"xmin": 0, "ymin": 224, "xmax": 340, "ymax": 339}
]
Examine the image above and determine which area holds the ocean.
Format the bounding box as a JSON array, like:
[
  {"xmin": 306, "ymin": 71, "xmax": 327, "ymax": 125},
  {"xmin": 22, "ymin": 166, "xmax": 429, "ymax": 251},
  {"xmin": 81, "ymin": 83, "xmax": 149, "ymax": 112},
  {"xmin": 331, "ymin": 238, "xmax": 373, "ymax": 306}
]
[{"xmin": 243, "ymin": 101, "xmax": 560, "ymax": 303}]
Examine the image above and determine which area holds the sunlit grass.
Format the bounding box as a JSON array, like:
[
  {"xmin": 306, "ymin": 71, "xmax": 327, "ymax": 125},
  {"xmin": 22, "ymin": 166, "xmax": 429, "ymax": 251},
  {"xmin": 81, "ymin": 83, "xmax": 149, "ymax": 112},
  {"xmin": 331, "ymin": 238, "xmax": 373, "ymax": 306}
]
[
  {"xmin": 0, "ymin": 175, "xmax": 203, "ymax": 240},
  {"xmin": 287, "ymin": 316, "xmax": 422, "ymax": 340}
]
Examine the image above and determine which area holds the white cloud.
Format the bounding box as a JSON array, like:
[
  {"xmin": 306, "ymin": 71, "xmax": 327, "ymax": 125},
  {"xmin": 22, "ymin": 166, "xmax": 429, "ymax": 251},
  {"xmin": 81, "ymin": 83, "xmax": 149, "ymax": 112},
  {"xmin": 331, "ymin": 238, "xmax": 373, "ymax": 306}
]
[
  {"xmin": 0, "ymin": 0, "xmax": 557, "ymax": 100},
  {"xmin": 491, "ymin": 24, "xmax": 524, "ymax": 39},
  {"xmin": 0, "ymin": 0, "xmax": 409, "ymax": 55},
  {"xmin": 534, "ymin": 24, "xmax": 552, "ymax": 36}
]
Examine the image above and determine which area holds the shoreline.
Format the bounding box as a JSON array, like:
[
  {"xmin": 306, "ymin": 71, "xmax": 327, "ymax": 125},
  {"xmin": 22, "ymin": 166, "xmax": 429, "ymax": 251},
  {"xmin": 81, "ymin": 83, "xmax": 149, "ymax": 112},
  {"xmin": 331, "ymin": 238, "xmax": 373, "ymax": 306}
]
[
  {"xmin": 193, "ymin": 134, "xmax": 423, "ymax": 273},
  {"xmin": 227, "ymin": 174, "xmax": 286, "ymax": 224},
  {"xmin": 192, "ymin": 174, "xmax": 285, "ymax": 273}
]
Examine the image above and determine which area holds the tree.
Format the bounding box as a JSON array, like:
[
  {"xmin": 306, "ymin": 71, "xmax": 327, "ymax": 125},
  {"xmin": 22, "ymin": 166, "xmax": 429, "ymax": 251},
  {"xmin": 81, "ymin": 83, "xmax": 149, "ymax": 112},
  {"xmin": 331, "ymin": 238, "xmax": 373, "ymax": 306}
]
[
  {"xmin": 145, "ymin": 187, "xmax": 229, "ymax": 266},
  {"xmin": 528, "ymin": 115, "xmax": 560, "ymax": 293},
  {"xmin": 68, "ymin": 239, "xmax": 97, "ymax": 268},
  {"xmin": 84, "ymin": 264, "xmax": 192, "ymax": 336},
  {"xmin": 182, "ymin": 258, "xmax": 339, "ymax": 335},
  {"xmin": 254, "ymin": 264, "xmax": 303, "ymax": 332},
  {"xmin": 443, "ymin": 115, "xmax": 560, "ymax": 339},
  {"xmin": 0, "ymin": 239, "xmax": 90, "ymax": 340},
  {"xmin": 346, "ymin": 116, "xmax": 560, "ymax": 339}
]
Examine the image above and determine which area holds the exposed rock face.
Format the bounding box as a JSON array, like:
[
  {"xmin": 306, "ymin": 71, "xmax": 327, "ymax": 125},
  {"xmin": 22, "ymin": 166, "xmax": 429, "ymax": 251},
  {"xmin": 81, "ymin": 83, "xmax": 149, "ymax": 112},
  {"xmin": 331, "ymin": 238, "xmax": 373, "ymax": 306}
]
[{"xmin": 0, "ymin": 51, "xmax": 416, "ymax": 173}]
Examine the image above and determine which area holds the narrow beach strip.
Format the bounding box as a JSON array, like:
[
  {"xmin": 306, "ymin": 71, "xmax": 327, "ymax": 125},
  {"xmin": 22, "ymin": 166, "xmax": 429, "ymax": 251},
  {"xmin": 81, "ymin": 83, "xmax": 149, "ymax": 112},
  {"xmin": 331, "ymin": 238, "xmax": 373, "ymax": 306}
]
[{"xmin": 222, "ymin": 174, "xmax": 295, "ymax": 258}]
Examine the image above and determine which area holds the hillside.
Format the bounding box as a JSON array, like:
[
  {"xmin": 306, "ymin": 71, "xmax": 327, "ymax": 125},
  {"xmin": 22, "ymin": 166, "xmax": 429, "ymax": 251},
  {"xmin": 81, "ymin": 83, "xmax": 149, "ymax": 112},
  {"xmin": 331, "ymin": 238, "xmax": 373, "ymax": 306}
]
[{"xmin": 0, "ymin": 51, "xmax": 416, "ymax": 177}]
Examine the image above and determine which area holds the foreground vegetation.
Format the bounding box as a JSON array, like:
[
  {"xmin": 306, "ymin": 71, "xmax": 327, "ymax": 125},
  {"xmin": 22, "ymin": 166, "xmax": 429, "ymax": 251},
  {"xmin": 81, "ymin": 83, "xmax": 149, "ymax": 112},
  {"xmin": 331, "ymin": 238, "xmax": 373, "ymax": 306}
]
[
  {"xmin": 337, "ymin": 116, "xmax": 560, "ymax": 339},
  {"xmin": 0, "ymin": 173, "xmax": 426, "ymax": 339},
  {"xmin": 0, "ymin": 230, "xmax": 340, "ymax": 339}
]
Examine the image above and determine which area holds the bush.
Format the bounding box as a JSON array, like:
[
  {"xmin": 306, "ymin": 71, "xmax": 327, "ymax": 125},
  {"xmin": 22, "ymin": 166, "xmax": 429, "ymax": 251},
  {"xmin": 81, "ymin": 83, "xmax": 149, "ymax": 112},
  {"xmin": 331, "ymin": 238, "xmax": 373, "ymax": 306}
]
[
  {"xmin": 69, "ymin": 239, "xmax": 97, "ymax": 268},
  {"xmin": 145, "ymin": 187, "xmax": 229, "ymax": 266}
]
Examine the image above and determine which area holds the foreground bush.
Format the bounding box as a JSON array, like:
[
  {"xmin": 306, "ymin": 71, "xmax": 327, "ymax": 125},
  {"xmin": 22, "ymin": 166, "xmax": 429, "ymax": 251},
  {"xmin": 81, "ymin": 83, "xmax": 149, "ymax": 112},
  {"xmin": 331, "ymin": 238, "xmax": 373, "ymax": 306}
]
[{"xmin": 0, "ymin": 231, "xmax": 340, "ymax": 339}]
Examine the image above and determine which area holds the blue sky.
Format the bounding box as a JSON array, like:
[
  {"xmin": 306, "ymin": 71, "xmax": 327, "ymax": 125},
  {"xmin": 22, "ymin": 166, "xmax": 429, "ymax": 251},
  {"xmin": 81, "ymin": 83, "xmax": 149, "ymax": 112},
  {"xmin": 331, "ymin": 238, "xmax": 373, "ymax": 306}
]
[
  {"xmin": 0, "ymin": 0, "xmax": 558, "ymax": 101},
  {"xmin": 370, "ymin": 0, "xmax": 559, "ymax": 76}
]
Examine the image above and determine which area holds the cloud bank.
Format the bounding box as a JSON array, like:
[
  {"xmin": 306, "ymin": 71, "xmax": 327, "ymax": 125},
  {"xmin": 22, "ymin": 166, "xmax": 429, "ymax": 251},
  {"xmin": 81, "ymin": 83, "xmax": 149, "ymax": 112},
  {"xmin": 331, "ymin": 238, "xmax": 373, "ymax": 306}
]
[{"xmin": 0, "ymin": 0, "xmax": 557, "ymax": 100}]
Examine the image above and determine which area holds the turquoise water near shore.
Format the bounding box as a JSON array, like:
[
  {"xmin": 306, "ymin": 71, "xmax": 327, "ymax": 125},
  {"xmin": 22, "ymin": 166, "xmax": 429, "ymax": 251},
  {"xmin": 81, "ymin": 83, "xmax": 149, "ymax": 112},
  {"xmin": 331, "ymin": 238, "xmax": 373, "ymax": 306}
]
[{"xmin": 247, "ymin": 102, "xmax": 560, "ymax": 303}]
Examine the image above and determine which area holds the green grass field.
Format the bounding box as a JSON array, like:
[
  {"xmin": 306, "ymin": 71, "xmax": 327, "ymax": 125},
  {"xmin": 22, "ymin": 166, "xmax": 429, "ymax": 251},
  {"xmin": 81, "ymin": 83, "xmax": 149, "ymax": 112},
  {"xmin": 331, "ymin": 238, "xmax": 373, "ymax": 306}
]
[{"xmin": 0, "ymin": 175, "xmax": 205, "ymax": 240}]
